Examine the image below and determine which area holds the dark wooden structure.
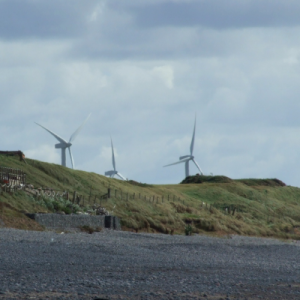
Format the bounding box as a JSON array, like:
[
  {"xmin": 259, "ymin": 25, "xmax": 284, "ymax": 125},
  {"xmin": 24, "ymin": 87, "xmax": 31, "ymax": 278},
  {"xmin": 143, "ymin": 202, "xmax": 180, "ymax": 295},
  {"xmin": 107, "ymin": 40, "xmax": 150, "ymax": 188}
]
[
  {"xmin": 0, "ymin": 150, "xmax": 26, "ymax": 163},
  {"xmin": 0, "ymin": 166, "xmax": 26, "ymax": 185}
]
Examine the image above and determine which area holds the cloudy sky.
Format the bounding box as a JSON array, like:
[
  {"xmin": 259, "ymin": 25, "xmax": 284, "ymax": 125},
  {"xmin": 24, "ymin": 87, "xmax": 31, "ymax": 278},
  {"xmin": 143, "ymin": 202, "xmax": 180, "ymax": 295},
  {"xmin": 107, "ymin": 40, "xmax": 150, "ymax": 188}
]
[{"xmin": 1, "ymin": 0, "xmax": 300, "ymax": 186}]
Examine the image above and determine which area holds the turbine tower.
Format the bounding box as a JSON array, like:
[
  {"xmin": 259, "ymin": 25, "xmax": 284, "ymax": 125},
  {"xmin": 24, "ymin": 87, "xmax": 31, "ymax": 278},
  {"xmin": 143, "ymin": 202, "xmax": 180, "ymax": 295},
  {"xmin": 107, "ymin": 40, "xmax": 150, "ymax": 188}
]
[
  {"xmin": 105, "ymin": 138, "xmax": 127, "ymax": 180},
  {"xmin": 35, "ymin": 114, "xmax": 91, "ymax": 169},
  {"xmin": 164, "ymin": 116, "xmax": 203, "ymax": 178}
]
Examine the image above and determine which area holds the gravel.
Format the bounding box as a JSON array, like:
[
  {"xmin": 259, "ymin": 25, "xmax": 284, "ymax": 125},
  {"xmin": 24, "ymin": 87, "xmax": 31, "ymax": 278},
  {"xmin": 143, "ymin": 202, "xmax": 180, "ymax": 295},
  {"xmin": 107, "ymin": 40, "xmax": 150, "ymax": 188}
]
[{"xmin": 0, "ymin": 228, "xmax": 300, "ymax": 299}]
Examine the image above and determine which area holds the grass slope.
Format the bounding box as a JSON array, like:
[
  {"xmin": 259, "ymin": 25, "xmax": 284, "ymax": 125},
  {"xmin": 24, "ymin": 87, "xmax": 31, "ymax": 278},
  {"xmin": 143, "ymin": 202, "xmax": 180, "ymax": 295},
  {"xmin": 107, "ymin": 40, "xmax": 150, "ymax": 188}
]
[{"xmin": 1, "ymin": 155, "xmax": 300, "ymax": 239}]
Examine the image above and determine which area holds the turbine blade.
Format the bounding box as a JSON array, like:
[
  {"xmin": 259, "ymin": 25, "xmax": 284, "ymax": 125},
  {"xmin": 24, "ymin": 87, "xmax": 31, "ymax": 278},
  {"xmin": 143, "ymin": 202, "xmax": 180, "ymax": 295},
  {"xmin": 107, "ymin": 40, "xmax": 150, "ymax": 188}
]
[
  {"xmin": 164, "ymin": 158, "xmax": 190, "ymax": 167},
  {"xmin": 35, "ymin": 122, "xmax": 67, "ymax": 144},
  {"xmin": 69, "ymin": 113, "xmax": 91, "ymax": 143},
  {"xmin": 111, "ymin": 138, "xmax": 116, "ymax": 171},
  {"xmin": 117, "ymin": 172, "xmax": 127, "ymax": 180},
  {"xmin": 190, "ymin": 115, "xmax": 196, "ymax": 155},
  {"xmin": 68, "ymin": 147, "xmax": 75, "ymax": 169},
  {"xmin": 192, "ymin": 158, "xmax": 203, "ymax": 175}
]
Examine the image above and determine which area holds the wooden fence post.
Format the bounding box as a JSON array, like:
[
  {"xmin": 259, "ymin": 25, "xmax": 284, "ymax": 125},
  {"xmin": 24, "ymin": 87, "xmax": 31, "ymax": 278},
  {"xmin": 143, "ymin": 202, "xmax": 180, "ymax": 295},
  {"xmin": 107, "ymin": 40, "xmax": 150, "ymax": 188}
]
[{"xmin": 73, "ymin": 191, "xmax": 77, "ymax": 203}]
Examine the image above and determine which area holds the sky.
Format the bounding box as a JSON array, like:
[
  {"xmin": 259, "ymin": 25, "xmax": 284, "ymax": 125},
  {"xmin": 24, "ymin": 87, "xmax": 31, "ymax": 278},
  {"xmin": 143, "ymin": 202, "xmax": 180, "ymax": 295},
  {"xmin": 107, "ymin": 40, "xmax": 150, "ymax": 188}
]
[{"xmin": 1, "ymin": 0, "xmax": 300, "ymax": 186}]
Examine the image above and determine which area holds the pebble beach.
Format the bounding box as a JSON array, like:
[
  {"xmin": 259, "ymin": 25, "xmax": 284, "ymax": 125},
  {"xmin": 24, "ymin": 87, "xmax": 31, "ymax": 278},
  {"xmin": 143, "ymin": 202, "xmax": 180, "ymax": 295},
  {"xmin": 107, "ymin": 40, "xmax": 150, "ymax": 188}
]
[{"xmin": 0, "ymin": 228, "xmax": 300, "ymax": 300}]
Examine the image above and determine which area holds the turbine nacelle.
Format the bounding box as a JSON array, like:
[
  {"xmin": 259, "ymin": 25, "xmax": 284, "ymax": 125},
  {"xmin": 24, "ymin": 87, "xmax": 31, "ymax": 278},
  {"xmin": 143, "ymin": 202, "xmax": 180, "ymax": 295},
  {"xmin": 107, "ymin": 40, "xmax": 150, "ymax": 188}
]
[
  {"xmin": 180, "ymin": 155, "xmax": 194, "ymax": 160},
  {"xmin": 55, "ymin": 142, "xmax": 72, "ymax": 149},
  {"xmin": 105, "ymin": 170, "xmax": 117, "ymax": 177},
  {"xmin": 105, "ymin": 170, "xmax": 127, "ymax": 180}
]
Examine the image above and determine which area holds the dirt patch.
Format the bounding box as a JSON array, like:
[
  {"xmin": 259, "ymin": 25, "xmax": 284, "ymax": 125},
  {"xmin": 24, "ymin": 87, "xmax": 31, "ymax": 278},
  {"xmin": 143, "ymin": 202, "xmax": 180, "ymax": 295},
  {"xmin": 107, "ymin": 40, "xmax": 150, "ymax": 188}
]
[
  {"xmin": 0, "ymin": 201, "xmax": 17, "ymax": 211},
  {"xmin": 0, "ymin": 202, "xmax": 44, "ymax": 231},
  {"xmin": 0, "ymin": 217, "xmax": 4, "ymax": 227},
  {"xmin": 0, "ymin": 213, "xmax": 44, "ymax": 231}
]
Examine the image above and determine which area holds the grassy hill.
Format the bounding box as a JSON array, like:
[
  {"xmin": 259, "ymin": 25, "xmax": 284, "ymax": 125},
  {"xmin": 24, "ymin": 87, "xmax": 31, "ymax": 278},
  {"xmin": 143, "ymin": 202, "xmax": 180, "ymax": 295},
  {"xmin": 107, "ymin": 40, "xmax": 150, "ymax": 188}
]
[{"xmin": 1, "ymin": 154, "xmax": 300, "ymax": 239}]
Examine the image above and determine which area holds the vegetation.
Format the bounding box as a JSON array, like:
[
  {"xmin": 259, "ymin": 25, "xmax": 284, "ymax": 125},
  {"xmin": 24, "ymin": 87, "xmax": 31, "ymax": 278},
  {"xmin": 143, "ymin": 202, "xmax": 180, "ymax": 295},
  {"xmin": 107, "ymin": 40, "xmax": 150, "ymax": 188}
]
[
  {"xmin": 1, "ymin": 155, "xmax": 300, "ymax": 239},
  {"xmin": 181, "ymin": 175, "xmax": 233, "ymax": 184},
  {"xmin": 184, "ymin": 224, "xmax": 193, "ymax": 236},
  {"xmin": 80, "ymin": 225, "xmax": 102, "ymax": 234}
]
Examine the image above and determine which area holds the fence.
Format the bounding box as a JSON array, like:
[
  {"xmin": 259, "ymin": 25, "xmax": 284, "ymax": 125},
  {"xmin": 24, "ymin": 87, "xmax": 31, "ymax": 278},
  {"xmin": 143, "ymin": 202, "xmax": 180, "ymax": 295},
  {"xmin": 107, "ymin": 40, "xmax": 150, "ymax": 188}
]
[
  {"xmin": 0, "ymin": 168, "xmax": 236, "ymax": 216},
  {"xmin": 10, "ymin": 184, "xmax": 189, "ymax": 208},
  {"xmin": 0, "ymin": 166, "xmax": 26, "ymax": 186}
]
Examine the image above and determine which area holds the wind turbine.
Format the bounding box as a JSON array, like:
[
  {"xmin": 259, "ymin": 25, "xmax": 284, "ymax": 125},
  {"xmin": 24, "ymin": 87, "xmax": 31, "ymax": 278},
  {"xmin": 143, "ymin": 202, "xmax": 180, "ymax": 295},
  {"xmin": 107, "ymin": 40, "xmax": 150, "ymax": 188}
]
[
  {"xmin": 164, "ymin": 116, "xmax": 203, "ymax": 178},
  {"xmin": 105, "ymin": 138, "xmax": 127, "ymax": 180},
  {"xmin": 35, "ymin": 114, "xmax": 91, "ymax": 169}
]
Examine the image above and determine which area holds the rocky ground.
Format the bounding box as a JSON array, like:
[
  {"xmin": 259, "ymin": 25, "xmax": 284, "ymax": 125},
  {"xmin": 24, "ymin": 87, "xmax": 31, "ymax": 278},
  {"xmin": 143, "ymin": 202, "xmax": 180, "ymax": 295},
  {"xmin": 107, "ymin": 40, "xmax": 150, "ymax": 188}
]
[{"xmin": 0, "ymin": 228, "xmax": 300, "ymax": 300}]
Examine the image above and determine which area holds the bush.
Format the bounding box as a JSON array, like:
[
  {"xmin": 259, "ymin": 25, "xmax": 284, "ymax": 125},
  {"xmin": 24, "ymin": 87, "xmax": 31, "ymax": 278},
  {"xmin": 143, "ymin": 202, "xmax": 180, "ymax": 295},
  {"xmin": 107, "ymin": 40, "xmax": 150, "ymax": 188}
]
[
  {"xmin": 185, "ymin": 224, "xmax": 193, "ymax": 236},
  {"xmin": 32, "ymin": 195, "xmax": 81, "ymax": 215},
  {"xmin": 181, "ymin": 175, "xmax": 233, "ymax": 184}
]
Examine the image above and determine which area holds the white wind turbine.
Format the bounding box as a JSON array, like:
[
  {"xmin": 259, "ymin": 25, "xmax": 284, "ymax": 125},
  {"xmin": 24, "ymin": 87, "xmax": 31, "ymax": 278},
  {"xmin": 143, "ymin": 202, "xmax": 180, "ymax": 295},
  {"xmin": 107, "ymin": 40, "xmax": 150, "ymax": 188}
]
[
  {"xmin": 35, "ymin": 114, "xmax": 91, "ymax": 169},
  {"xmin": 164, "ymin": 116, "xmax": 203, "ymax": 178},
  {"xmin": 105, "ymin": 138, "xmax": 127, "ymax": 180}
]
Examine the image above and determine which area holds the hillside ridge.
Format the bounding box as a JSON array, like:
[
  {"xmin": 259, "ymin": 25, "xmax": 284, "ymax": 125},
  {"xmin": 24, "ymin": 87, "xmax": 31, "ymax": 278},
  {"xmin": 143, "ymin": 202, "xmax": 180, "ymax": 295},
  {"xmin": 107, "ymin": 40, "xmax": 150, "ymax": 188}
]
[
  {"xmin": 181, "ymin": 175, "xmax": 286, "ymax": 187},
  {"xmin": 1, "ymin": 155, "xmax": 300, "ymax": 239}
]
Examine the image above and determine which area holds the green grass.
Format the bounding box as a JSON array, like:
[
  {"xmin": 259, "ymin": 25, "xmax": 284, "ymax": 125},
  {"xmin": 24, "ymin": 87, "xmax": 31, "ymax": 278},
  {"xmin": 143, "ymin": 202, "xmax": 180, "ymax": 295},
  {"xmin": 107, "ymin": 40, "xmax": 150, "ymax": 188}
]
[{"xmin": 1, "ymin": 155, "xmax": 300, "ymax": 238}]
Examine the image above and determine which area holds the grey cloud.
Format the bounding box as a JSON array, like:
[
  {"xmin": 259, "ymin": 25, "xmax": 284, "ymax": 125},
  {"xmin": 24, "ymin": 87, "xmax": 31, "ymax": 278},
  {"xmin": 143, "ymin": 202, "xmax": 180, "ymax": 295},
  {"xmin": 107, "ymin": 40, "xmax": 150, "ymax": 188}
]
[
  {"xmin": 72, "ymin": 26, "xmax": 237, "ymax": 61},
  {"xmin": 2, "ymin": 1, "xmax": 300, "ymax": 187},
  {"xmin": 73, "ymin": 3, "xmax": 300, "ymax": 61},
  {"xmin": 119, "ymin": 0, "xmax": 300, "ymax": 29},
  {"xmin": 0, "ymin": 0, "xmax": 95, "ymax": 39}
]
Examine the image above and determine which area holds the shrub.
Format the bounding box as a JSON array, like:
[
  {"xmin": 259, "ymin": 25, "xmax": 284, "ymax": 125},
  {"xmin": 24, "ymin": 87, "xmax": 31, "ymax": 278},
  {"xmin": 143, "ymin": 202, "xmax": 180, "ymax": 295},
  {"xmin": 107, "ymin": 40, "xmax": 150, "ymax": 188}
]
[
  {"xmin": 185, "ymin": 224, "xmax": 193, "ymax": 236},
  {"xmin": 181, "ymin": 175, "xmax": 233, "ymax": 184}
]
